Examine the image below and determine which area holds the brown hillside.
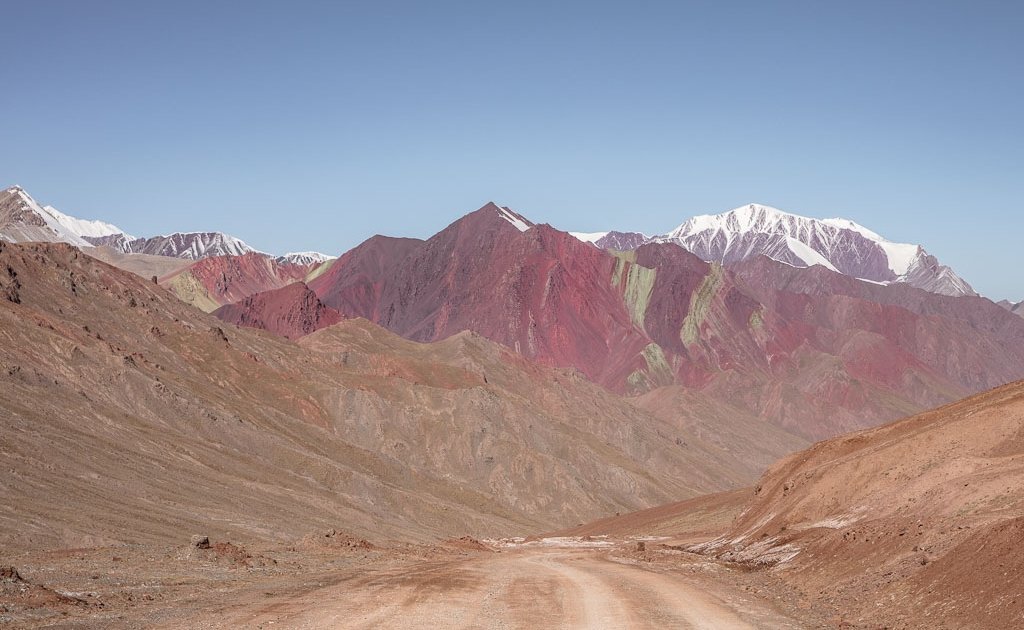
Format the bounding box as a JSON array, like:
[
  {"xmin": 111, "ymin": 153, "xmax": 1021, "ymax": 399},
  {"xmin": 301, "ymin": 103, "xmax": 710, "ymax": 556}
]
[
  {"xmin": 690, "ymin": 380, "xmax": 1024, "ymax": 628},
  {"xmin": 0, "ymin": 241, "xmax": 789, "ymax": 551}
]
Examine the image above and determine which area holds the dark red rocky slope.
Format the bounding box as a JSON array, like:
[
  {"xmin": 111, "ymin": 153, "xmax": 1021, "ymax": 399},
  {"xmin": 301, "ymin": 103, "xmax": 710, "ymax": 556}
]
[{"xmin": 213, "ymin": 282, "xmax": 343, "ymax": 339}]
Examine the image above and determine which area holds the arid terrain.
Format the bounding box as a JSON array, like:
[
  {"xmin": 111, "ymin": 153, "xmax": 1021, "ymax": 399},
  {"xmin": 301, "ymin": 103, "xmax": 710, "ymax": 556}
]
[
  {"xmin": 0, "ymin": 240, "xmax": 813, "ymax": 627},
  {"xmin": 2, "ymin": 216, "xmax": 1023, "ymax": 628},
  {"xmin": 3, "ymin": 532, "xmax": 827, "ymax": 629},
  {"xmin": 4, "ymin": 0, "xmax": 1022, "ymax": 624},
  {"xmin": 560, "ymin": 382, "xmax": 1024, "ymax": 629},
  {"xmin": 3, "ymin": 240, "xmax": 778, "ymax": 548},
  {"xmin": 5, "ymin": 280, "xmax": 1023, "ymax": 630}
]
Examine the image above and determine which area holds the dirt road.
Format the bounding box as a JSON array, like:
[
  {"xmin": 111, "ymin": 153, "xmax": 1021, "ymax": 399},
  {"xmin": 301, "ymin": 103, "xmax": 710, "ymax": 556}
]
[{"xmin": 211, "ymin": 540, "xmax": 806, "ymax": 629}]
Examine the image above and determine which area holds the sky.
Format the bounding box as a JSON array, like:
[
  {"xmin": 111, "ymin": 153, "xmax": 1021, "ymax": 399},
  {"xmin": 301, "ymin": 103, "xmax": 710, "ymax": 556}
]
[{"xmin": 2, "ymin": 1, "xmax": 1022, "ymax": 298}]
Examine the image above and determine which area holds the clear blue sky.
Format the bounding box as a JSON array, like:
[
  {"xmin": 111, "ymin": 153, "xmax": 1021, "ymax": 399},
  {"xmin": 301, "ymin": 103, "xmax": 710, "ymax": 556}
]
[{"xmin": 3, "ymin": 1, "xmax": 1022, "ymax": 298}]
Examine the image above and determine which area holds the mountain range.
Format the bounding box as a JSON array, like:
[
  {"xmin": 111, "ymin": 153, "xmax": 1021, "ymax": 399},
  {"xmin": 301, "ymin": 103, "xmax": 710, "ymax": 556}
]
[
  {"xmin": 1, "ymin": 185, "xmax": 982, "ymax": 299},
  {"xmin": 3, "ymin": 186, "xmax": 1022, "ymax": 445},
  {"xmin": 0, "ymin": 239, "xmax": 803, "ymax": 549},
  {"xmin": 229, "ymin": 202, "xmax": 1024, "ymax": 442},
  {"xmin": 575, "ymin": 203, "xmax": 975, "ymax": 297},
  {"xmin": 0, "ymin": 185, "xmax": 333, "ymax": 263},
  {"xmin": 3, "ymin": 185, "xmax": 1024, "ymax": 627},
  {"xmin": 0, "ymin": 185, "xmax": 125, "ymax": 247}
]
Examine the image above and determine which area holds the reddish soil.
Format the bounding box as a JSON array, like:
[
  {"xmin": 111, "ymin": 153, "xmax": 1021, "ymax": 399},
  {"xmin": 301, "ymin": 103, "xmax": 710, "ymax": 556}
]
[{"xmin": 213, "ymin": 281, "xmax": 343, "ymax": 339}]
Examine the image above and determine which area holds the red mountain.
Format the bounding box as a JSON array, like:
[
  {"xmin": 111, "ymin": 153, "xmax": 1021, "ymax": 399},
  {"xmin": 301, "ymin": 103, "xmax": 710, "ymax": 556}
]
[
  {"xmin": 312, "ymin": 235, "xmax": 423, "ymax": 321},
  {"xmin": 160, "ymin": 252, "xmax": 320, "ymax": 312},
  {"xmin": 222, "ymin": 203, "xmax": 1024, "ymax": 441},
  {"xmin": 213, "ymin": 282, "xmax": 343, "ymax": 339},
  {"xmin": 308, "ymin": 203, "xmax": 654, "ymax": 387}
]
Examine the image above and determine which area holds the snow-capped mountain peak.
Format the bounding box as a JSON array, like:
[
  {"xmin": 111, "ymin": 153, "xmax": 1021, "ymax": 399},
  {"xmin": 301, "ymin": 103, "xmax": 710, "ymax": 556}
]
[
  {"xmin": 81, "ymin": 230, "xmax": 264, "ymax": 260},
  {"xmin": 105, "ymin": 231, "xmax": 260, "ymax": 260},
  {"xmin": 820, "ymin": 217, "xmax": 920, "ymax": 276},
  {"xmin": 276, "ymin": 251, "xmax": 336, "ymax": 266},
  {"xmin": 1, "ymin": 185, "xmax": 294, "ymax": 264},
  {"xmin": 669, "ymin": 203, "xmax": 796, "ymax": 238},
  {"xmin": 820, "ymin": 217, "xmax": 883, "ymax": 242},
  {"xmin": 656, "ymin": 203, "xmax": 975, "ymax": 297},
  {"xmin": 1, "ymin": 185, "xmax": 275, "ymax": 262},
  {"xmin": 37, "ymin": 201, "xmax": 131, "ymax": 240},
  {"xmin": 1, "ymin": 185, "xmax": 132, "ymax": 246},
  {"xmin": 667, "ymin": 203, "xmax": 868, "ymax": 244},
  {"xmin": 569, "ymin": 230, "xmax": 650, "ymax": 251}
]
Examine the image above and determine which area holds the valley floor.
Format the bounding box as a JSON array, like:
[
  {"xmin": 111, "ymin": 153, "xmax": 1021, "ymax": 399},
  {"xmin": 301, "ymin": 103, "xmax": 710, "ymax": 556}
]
[
  {"xmin": 234, "ymin": 544, "xmax": 815, "ymax": 629},
  {"xmin": 2, "ymin": 537, "xmax": 826, "ymax": 629}
]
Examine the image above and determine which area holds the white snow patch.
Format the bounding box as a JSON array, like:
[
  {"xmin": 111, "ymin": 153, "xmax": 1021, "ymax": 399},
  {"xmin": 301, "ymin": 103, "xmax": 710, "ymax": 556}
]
[
  {"xmin": 821, "ymin": 217, "xmax": 883, "ymax": 241},
  {"xmin": 569, "ymin": 231, "xmax": 609, "ymax": 243},
  {"xmin": 8, "ymin": 187, "xmax": 132, "ymax": 245},
  {"xmin": 783, "ymin": 236, "xmax": 840, "ymax": 272},
  {"xmin": 496, "ymin": 206, "xmax": 531, "ymax": 232},
  {"xmin": 823, "ymin": 217, "xmax": 921, "ymax": 276},
  {"xmin": 661, "ymin": 203, "xmax": 949, "ymax": 285},
  {"xmin": 667, "ymin": 203, "xmax": 803, "ymax": 239},
  {"xmin": 39, "ymin": 204, "xmax": 130, "ymax": 239},
  {"xmin": 877, "ymin": 241, "xmax": 921, "ymax": 276},
  {"xmin": 278, "ymin": 251, "xmax": 336, "ymax": 265},
  {"xmin": 806, "ymin": 513, "xmax": 864, "ymax": 530},
  {"xmin": 855, "ymin": 277, "xmax": 889, "ymax": 286},
  {"xmin": 143, "ymin": 231, "xmax": 263, "ymax": 259},
  {"xmin": 485, "ymin": 536, "xmax": 615, "ymax": 549}
]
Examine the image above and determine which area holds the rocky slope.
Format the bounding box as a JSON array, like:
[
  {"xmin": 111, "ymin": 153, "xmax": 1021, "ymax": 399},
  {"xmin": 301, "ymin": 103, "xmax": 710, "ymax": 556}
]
[
  {"xmin": 308, "ymin": 203, "xmax": 657, "ymax": 388},
  {"xmin": 213, "ymin": 282, "xmax": 343, "ymax": 339},
  {"xmin": 0, "ymin": 186, "xmax": 128, "ymax": 247},
  {"xmin": 0, "ymin": 240, "xmax": 781, "ymax": 551},
  {"xmin": 159, "ymin": 252, "xmax": 318, "ymax": 312},
  {"xmin": 275, "ymin": 251, "xmax": 336, "ymax": 266},
  {"xmin": 85, "ymin": 231, "xmax": 258, "ymax": 260},
  {"xmin": 557, "ymin": 380, "xmax": 1024, "ymax": 628},
  {"xmin": 570, "ymin": 230, "xmax": 649, "ymax": 251},
  {"xmin": 998, "ymin": 298, "xmax": 1024, "ymax": 318},
  {"xmin": 308, "ymin": 235, "xmax": 424, "ymax": 320},
  {"xmin": 688, "ymin": 380, "xmax": 1024, "ymax": 629},
  {"xmin": 82, "ymin": 246, "xmax": 193, "ymax": 280}
]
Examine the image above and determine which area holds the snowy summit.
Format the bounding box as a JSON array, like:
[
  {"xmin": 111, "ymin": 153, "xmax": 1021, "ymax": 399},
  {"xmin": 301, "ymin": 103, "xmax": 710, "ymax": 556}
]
[
  {"xmin": 655, "ymin": 203, "xmax": 975, "ymax": 297},
  {"xmin": 0, "ymin": 185, "xmax": 131, "ymax": 246},
  {"xmin": 276, "ymin": 252, "xmax": 336, "ymax": 265}
]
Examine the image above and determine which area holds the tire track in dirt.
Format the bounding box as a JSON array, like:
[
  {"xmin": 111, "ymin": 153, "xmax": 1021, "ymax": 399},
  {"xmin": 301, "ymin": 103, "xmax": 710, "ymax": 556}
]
[{"xmin": 211, "ymin": 546, "xmax": 807, "ymax": 629}]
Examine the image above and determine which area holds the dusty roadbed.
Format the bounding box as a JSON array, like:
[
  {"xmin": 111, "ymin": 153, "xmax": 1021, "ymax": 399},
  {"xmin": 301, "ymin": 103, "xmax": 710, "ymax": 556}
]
[{"xmin": 2, "ymin": 535, "xmax": 829, "ymax": 629}]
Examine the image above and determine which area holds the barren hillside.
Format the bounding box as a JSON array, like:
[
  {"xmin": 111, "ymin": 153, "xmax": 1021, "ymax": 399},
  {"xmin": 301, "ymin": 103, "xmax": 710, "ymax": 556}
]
[{"xmin": 0, "ymin": 241, "xmax": 786, "ymax": 551}]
